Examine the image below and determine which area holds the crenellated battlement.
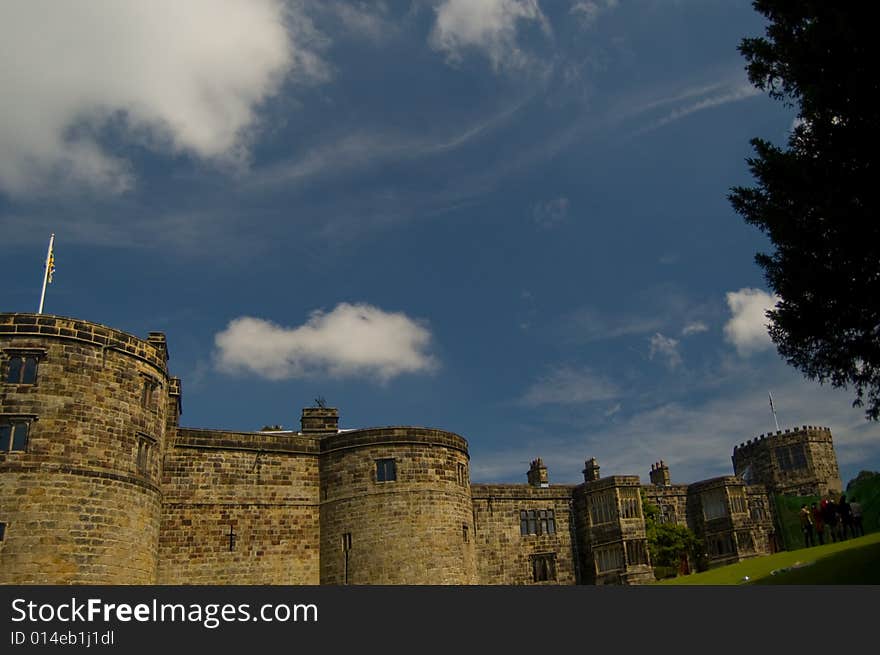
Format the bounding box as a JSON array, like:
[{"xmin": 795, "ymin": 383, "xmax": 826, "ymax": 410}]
[{"xmin": 733, "ymin": 425, "xmax": 833, "ymax": 453}]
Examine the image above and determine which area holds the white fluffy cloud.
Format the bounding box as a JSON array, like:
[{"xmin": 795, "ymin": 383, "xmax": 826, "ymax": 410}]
[
  {"xmin": 520, "ymin": 366, "xmax": 619, "ymax": 406},
  {"xmin": 429, "ymin": 0, "xmax": 547, "ymax": 70},
  {"xmin": 214, "ymin": 303, "xmax": 438, "ymax": 381},
  {"xmin": 0, "ymin": 0, "xmax": 325, "ymax": 196},
  {"xmin": 723, "ymin": 288, "xmax": 780, "ymax": 356}
]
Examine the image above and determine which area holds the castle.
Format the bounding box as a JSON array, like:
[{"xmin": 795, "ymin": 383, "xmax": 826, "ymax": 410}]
[{"xmin": 0, "ymin": 313, "xmax": 843, "ymax": 584}]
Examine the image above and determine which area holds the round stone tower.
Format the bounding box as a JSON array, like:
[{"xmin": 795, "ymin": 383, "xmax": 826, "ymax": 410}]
[
  {"xmin": 317, "ymin": 417, "xmax": 477, "ymax": 584},
  {"xmin": 0, "ymin": 313, "xmax": 178, "ymax": 583}
]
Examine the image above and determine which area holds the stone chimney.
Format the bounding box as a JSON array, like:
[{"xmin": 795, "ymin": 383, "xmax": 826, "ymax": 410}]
[
  {"xmin": 583, "ymin": 457, "xmax": 601, "ymax": 483},
  {"xmin": 301, "ymin": 407, "xmax": 339, "ymax": 434},
  {"xmin": 527, "ymin": 458, "xmax": 549, "ymax": 487},
  {"xmin": 650, "ymin": 460, "xmax": 671, "ymax": 486}
]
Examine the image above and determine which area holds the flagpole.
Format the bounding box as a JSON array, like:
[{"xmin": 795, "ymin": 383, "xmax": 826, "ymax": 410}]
[
  {"xmin": 37, "ymin": 233, "xmax": 55, "ymax": 315},
  {"xmin": 768, "ymin": 391, "xmax": 780, "ymax": 432}
]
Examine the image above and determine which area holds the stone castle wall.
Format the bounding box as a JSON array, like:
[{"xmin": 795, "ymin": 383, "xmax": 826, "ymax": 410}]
[
  {"xmin": 0, "ymin": 313, "xmax": 170, "ymax": 583},
  {"xmin": 0, "ymin": 313, "xmax": 848, "ymax": 585},
  {"xmin": 319, "ymin": 427, "xmax": 476, "ymax": 584},
  {"xmin": 158, "ymin": 428, "xmax": 321, "ymax": 585},
  {"xmin": 732, "ymin": 426, "xmax": 843, "ymax": 496},
  {"xmin": 471, "ymin": 484, "xmax": 578, "ymax": 585}
]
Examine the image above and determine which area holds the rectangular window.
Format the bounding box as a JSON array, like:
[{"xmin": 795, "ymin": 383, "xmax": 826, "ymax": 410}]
[
  {"xmin": 376, "ymin": 458, "xmax": 397, "ymax": 482},
  {"xmin": 520, "ymin": 509, "xmax": 555, "ymax": 535},
  {"xmin": 590, "ymin": 492, "xmax": 617, "ymax": 525},
  {"xmin": 730, "ymin": 491, "xmax": 747, "ymax": 514},
  {"xmin": 775, "ymin": 445, "xmax": 807, "ymax": 471},
  {"xmin": 749, "ymin": 500, "xmax": 767, "ymax": 520},
  {"xmin": 626, "ymin": 540, "xmax": 648, "ymax": 565},
  {"xmin": 736, "ymin": 531, "xmax": 755, "ymax": 553},
  {"xmin": 619, "ymin": 488, "xmax": 641, "ymax": 519},
  {"xmin": 457, "ymin": 462, "xmax": 467, "ymax": 486},
  {"xmin": 0, "ymin": 522, "xmax": 5, "ymax": 541},
  {"xmin": 595, "ymin": 545, "xmax": 624, "ymax": 573},
  {"xmin": 4, "ymin": 354, "xmax": 41, "ymax": 384},
  {"xmin": 136, "ymin": 434, "xmax": 155, "ymax": 476},
  {"xmin": 702, "ymin": 489, "xmax": 728, "ymax": 520},
  {"xmin": 530, "ymin": 553, "xmax": 557, "ymax": 582},
  {"xmin": 342, "ymin": 533, "xmax": 352, "ymax": 552},
  {"xmin": 0, "ymin": 420, "xmax": 30, "ymax": 452},
  {"xmin": 462, "ymin": 524, "xmax": 469, "ymax": 543},
  {"xmin": 141, "ymin": 378, "xmax": 156, "ymax": 408}
]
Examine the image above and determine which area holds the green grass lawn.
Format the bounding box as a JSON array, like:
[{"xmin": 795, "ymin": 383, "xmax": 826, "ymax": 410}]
[{"xmin": 655, "ymin": 531, "xmax": 880, "ymax": 585}]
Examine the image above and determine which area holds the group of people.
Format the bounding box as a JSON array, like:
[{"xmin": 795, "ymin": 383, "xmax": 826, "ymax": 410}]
[{"xmin": 799, "ymin": 494, "xmax": 864, "ymax": 548}]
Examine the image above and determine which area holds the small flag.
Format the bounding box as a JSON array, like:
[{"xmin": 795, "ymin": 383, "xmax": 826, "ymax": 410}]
[{"xmin": 47, "ymin": 250, "xmax": 55, "ymax": 284}]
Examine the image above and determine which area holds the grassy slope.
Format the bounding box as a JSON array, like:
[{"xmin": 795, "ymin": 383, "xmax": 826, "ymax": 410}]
[{"xmin": 655, "ymin": 531, "xmax": 880, "ymax": 585}]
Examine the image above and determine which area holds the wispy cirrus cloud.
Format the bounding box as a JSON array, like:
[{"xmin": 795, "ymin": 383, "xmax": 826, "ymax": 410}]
[
  {"xmin": 631, "ymin": 82, "xmax": 761, "ymax": 136},
  {"xmin": 520, "ymin": 365, "xmax": 620, "ymax": 406},
  {"xmin": 649, "ymin": 333, "xmax": 682, "ymax": 370},
  {"xmin": 429, "ymin": 0, "xmax": 550, "ymax": 71},
  {"xmin": 479, "ymin": 370, "xmax": 880, "ymax": 485},
  {"xmin": 682, "ymin": 321, "xmax": 709, "ymax": 336}
]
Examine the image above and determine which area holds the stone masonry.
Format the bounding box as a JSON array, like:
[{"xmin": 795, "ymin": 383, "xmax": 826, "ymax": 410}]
[{"xmin": 0, "ymin": 313, "xmax": 846, "ymax": 584}]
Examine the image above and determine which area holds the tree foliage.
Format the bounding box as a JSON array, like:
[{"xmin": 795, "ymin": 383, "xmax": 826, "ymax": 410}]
[
  {"xmin": 642, "ymin": 494, "xmax": 701, "ymax": 575},
  {"xmin": 729, "ymin": 3, "xmax": 880, "ymax": 419}
]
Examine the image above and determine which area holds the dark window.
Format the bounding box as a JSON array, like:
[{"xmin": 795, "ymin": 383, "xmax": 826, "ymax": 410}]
[
  {"xmin": 5, "ymin": 355, "xmax": 40, "ymax": 384},
  {"xmin": 0, "ymin": 421, "xmax": 30, "ymax": 452},
  {"xmin": 462, "ymin": 524, "xmax": 469, "ymax": 543},
  {"xmin": 136, "ymin": 435, "xmax": 154, "ymax": 475},
  {"xmin": 626, "ymin": 540, "xmax": 648, "ymax": 565},
  {"xmin": 0, "ymin": 522, "xmax": 5, "ymax": 541},
  {"xmin": 749, "ymin": 500, "xmax": 767, "ymax": 521},
  {"xmin": 376, "ymin": 458, "xmax": 396, "ymax": 482},
  {"xmin": 530, "ymin": 553, "xmax": 557, "ymax": 582},
  {"xmin": 141, "ymin": 378, "xmax": 156, "ymax": 408},
  {"xmin": 776, "ymin": 445, "xmax": 807, "ymax": 471},
  {"xmin": 342, "ymin": 533, "xmax": 352, "ymax": 552},
  {"xmin": 539, "ymin": 509, "xmax": 556, "ymax": 534},
  {"xmin": 520, "ymin": 509, "xmax": 555, "ymax": 535},
  {"xmin": 457, "ymin": 463, "xmax": 467, "ymax": 485}
]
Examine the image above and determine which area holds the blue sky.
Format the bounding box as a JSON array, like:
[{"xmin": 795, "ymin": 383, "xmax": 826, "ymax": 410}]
[{"xmin": 2, "ymin": 0, "xmax": 878, "ymax": 487}]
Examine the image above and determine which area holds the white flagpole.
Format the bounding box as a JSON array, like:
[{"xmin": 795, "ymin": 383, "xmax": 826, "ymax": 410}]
[
  {"xmin": 37, "ymin": 233, "xmax": 55, "ymax": 315},
  {"xmin": 768, "ymin": 391, "xmax": 780, "ymax": 432}
]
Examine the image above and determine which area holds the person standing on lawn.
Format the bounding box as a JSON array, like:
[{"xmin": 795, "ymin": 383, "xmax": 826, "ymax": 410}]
[
  {"xmin": 811, "ymin": 502, "xmax": 826, "ymax": 545},
  {"xmin": 800, "ymin": 504, "xmax": 815, "ymax": 548},
  {"xmin": 850, "ymin": 498, "xmax": 864, "ymax": 537}
]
